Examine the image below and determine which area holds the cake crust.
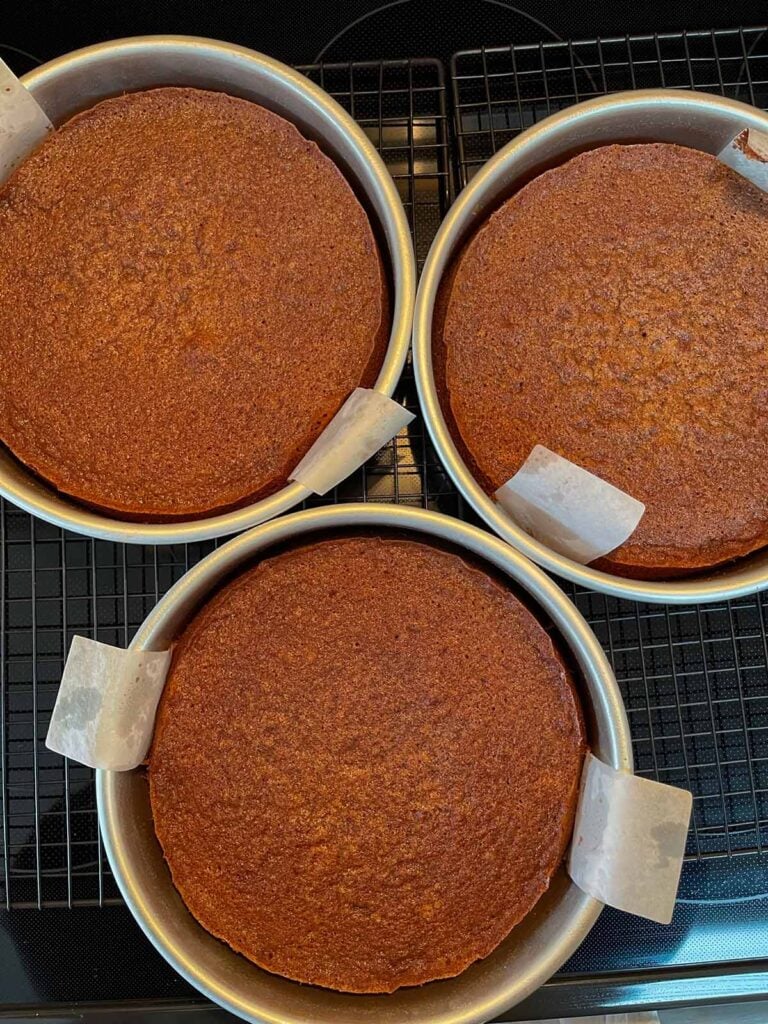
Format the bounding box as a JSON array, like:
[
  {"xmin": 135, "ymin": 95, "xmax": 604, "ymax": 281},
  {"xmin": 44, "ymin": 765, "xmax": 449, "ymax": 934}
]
[
  {"xmin": 0, "ymin": 87, "xmax": 389, "ymax": 520},
  {"xmin": 149, "ymin": 535, "xmax": 586, "ymax": 992},
  {"xmin": 438, "ymin": 143, "xmax": 768, "ymax": 577}
]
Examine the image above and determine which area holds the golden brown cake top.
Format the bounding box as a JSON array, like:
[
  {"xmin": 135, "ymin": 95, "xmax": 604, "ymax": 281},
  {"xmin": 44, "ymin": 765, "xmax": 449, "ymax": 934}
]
[
  {"xmin": 0, "ymin": 87, "xmax": 388, "ymax": 520},
  {"xmin": 149, "ymin": 534, "xmax": 586, "ymax": 993},
  {"xmin": 439, "ymin": 143, "xmax": 768, "ymax": 577}
]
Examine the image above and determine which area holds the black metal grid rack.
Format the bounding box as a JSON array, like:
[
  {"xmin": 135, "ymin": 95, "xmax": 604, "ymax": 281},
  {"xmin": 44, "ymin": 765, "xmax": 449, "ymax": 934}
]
[
  {"xmin": 304, "ymin": 59, "xmax": 452, "ymax": 269},
  {"xmin": 2, "ymin": 28, "xmax": 768, "ymax": 930},
  {"xmin": 300, "ymin": 59, "xmax": 460, "ymax": 516},
  {"xmin": 453, "ymin": 27, "xmax": 768, "ymax": 184},
  {"xmin": 0, "ymin": 58, "xmax": 454, "ymax": 910},
  {"xmin": 452, "ymin": 26, "xmax": 768, "ymax": 868}
]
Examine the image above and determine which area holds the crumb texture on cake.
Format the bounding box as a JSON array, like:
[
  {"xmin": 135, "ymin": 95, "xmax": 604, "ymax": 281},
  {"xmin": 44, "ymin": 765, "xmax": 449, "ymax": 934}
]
[
  {"xmin": 149, "ymin": 535, "xmax": 586, "ymax": 993},
  {"xmin": 0, "ymin": 87, "xmax": 388, "ymax": 520},
  {"xmin": 438, "ymin": 143, "xmax": 768, "ymax": 577}
]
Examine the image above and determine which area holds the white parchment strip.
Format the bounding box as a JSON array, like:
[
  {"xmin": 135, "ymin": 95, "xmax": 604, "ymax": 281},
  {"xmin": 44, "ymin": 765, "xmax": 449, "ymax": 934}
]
[
  {"xmin": 46, "ymin": 636, "xmax": 171, "ymax": 771},
  {"xmin": 289, "ymin": 387, "xmax": 415, "ymax": 496},
  {"xmin": 569, "ymin": 754, "xmax": 693, "ymax": 925},
  {"xmin": 494, "ymin": 445, "xmax": 645, "ymax": 564},
  {"xmin": 717, "ymin": 127, "xmax": 768, "ymax": 192},
  {"xmin": 0, "ymin": 57, "xmax": 52, "ymax": 185}
]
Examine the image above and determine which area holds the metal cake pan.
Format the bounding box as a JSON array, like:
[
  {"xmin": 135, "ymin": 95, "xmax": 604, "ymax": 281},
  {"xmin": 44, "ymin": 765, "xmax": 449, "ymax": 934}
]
[
  {"xmin": 412, "ymin": 89, "xmax": 768, "ymax": 604},
  {"xmin": 97, "ymin": 502, "xmax": 632, "ymax": 1024},
  {"xmin": 0, "ymin": 36, "xmax": 415, "ymax": 544}
]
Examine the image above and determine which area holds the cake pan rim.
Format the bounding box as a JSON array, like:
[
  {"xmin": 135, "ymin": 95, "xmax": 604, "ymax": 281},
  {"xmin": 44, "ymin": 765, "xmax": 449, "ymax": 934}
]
[
  {"xmin": 97, "ymin": 502, "xmax": 632, "ymax": 1024},
  {"xmin": 0, "ymin": 35, "xmax": 415, "ymax": 543},
  {"xmin": 412, "ymin": 87, "xmax": 768, "ymax": 603}
]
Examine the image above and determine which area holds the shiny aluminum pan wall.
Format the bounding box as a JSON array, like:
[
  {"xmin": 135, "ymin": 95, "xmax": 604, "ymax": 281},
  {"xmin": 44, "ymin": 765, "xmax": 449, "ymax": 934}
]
[
  {"xmin": 0, "ymin": 36, "xmax": 415, "ymax": 544},
  {"xmin": 413, "ymin": 89, "xmax": 768, "ymax": 603},
  {"xmin": 97, "ymin": 502, "xmax": 632, "ymax": 1024}
]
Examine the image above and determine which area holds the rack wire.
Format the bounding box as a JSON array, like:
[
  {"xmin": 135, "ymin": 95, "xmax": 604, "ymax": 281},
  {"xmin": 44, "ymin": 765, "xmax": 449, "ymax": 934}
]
[
  {"xmin": 451, "ymin": 26, "xmax": 768, "ymax": 865},
  {"xmin": 452, "ymin": 26, "xmax": 768, "ymax": 184},
  {"xmin": 300, "ymin": 59, "xmax": 459, "ymax": 516},
  {"xmin": 0, "ymin": 58, "xmax": 453, "ymax": 910}
]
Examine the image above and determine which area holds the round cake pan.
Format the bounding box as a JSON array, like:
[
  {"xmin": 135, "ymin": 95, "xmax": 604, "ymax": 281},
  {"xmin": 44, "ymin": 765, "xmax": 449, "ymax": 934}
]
[
  {"xmin": 0, "ymin": 36, "xmax": 415, "ymax": 544},
  {"xmin": 413, "ymin": 89, "xmax": 768, "ymax": 604},
  {"xmin": 97, "ymin": 502, "xmax": 632, "ymax": 1024}
]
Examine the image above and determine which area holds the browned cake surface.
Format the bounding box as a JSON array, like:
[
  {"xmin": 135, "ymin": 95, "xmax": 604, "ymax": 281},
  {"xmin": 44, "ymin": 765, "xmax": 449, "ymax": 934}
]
[
  {"xmin": 149, "ymin": 535, "xmax": 586, "ymax": 993},
  {"xmin": 439, "ymin": 143, "xmax": 768, "ymax": 577},
  {"xmin": 0, "ymin": 87, "xmax": 388, "ymax": 520}
]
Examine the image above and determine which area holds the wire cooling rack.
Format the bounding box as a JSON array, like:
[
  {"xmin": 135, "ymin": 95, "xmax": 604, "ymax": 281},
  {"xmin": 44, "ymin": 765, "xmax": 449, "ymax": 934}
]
[
  {"xmin": 451, "ymin": 26, "xmax": 768, "ymax": 869},
  {"xmin": 0, "ymin": 58, "xmax": 454, "ymax": 910},
  {"xmin": 452, "ymin": 26, "xmax": 768, "ymax": 183},
  {"xmin": 2, "ymin": 34, "xmax": 768, "ymax": 914}
]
